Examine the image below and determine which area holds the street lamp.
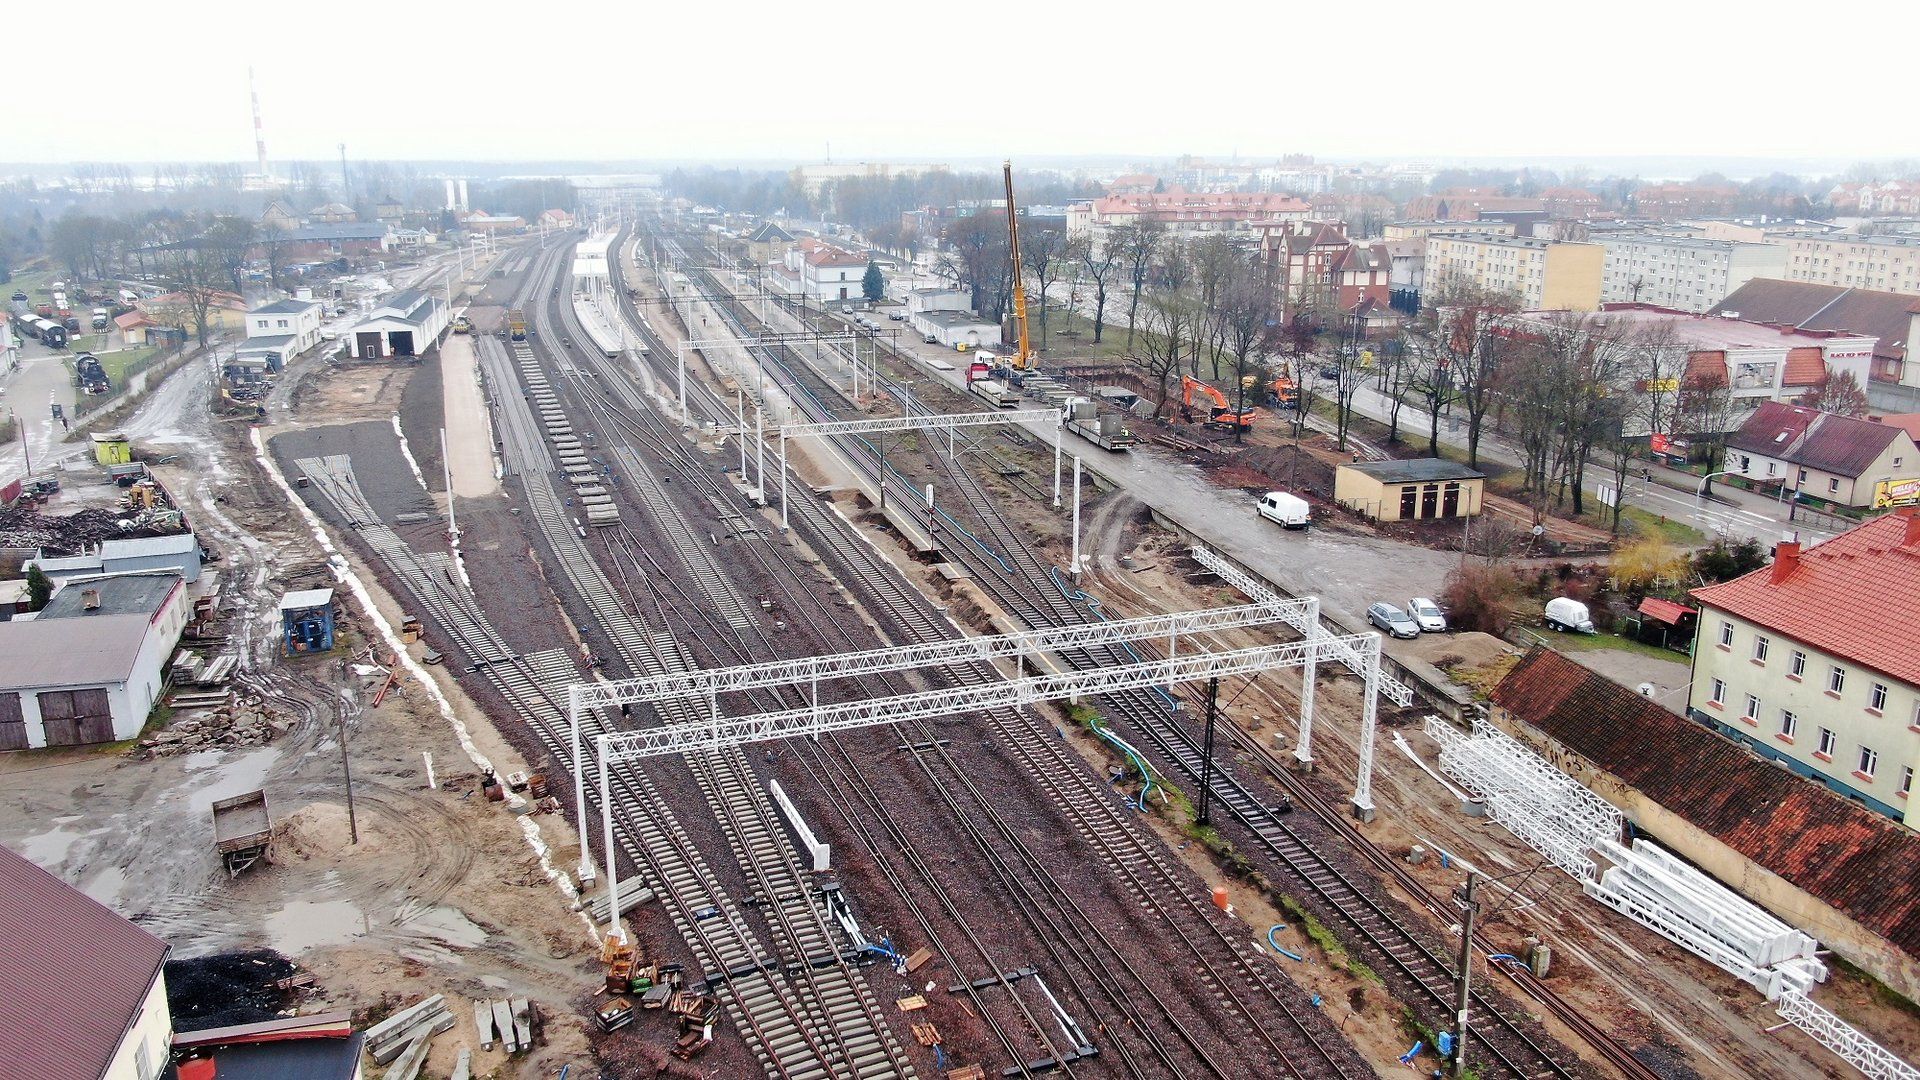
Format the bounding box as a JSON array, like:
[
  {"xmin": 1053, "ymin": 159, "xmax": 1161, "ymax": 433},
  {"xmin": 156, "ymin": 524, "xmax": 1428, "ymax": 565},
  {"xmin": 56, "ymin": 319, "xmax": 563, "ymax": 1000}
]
[{"xmin": 1695, "ymin": 469, "xmax": 1734, "ymax": 500}]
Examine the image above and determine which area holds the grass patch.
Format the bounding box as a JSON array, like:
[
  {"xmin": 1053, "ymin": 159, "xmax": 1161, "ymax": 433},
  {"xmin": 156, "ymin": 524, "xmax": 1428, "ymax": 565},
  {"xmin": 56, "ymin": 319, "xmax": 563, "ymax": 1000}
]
[
  {"xmin": 1552, "ymin": 630, "xmax": 1692, "ymax": 663},
  {"xmin": 1035, "ymin": 303, "xmax": 1135, "ymax": 362},
  {"xmin": 1273, "ymin": 893, "xmax": 1380, "ymax": 984},
  {"xmin": 1619, "ymin": 505, "xmax": 1706, "ymax": 546}
]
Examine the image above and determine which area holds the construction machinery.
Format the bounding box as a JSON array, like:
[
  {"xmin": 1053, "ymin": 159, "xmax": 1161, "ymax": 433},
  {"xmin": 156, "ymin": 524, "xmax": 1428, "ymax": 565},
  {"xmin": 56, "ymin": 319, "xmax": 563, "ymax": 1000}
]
[
  {"xmin": 1247, "ymin": 365, "xmax": 1298, "ymax": 409},
  {"xmin": 507, "ymin": 308, "xmax": 527, "ymax": 342},
  {"xmin": 996, "ymin": 160, "xmax": 1034, "ymax": 378},
  {"xmin": 1182, "ymin": 375, "xmax": 1256, "ymax": 432}
]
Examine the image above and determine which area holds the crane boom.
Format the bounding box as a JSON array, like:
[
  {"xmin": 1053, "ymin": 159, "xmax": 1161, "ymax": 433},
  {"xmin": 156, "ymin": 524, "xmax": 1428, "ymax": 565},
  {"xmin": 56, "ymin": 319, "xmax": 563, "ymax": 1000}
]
[{"xmin": 1003, "ymin": 160, "xmax": 1032, "ymax": 370}]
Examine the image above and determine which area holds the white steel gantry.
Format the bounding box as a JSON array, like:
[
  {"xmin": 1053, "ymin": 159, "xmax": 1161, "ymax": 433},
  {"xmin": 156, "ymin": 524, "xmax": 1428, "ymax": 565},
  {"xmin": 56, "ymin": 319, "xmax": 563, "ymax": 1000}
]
[
  {"xmin": 1190, "ymin": 545, "xmax": 1411, "ymax": 819},
  {"xmin": 776, "ymin": 408, "xmax": 1065, "ymax": 530},
  {"xmin": 586, "ymin": 628, "xmax": 1384, "ymax": 939},
  {"xmin": 673, "ymin": 331, "xmax": 858, "ymax": 424}
]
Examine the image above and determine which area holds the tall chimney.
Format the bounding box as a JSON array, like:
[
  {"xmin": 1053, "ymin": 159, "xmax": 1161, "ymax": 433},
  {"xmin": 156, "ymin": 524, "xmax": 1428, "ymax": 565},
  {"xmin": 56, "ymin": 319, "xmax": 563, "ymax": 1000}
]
[
  {"xmin": 1900, "ymin": 504, "xmax": 1920, "ymax": 546},
  {"xmin": 458, "ymin": 179, "xmax": 469, "ymax": 211},
  {"xmin": 444, "ymin": 179, "xmax": 457, "ymax": 211},
  {"xmin": 1769, "ymin": 541, "xmax": 1801, "ymax": 583}
]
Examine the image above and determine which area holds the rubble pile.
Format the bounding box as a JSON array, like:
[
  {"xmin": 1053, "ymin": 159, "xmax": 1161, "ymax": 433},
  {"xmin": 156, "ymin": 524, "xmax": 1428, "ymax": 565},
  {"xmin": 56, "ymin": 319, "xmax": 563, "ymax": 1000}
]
[
  {"xmin": 142, "ymin": 704, "xmax": 281, "ymax": 757},
  {"xmin": 0, "ymin": 505, "xmax": 176, "ymax": 552}
]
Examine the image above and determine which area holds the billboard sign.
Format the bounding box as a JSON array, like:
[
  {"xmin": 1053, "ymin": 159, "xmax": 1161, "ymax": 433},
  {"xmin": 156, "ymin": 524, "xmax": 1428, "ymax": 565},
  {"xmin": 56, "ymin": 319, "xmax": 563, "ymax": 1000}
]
[{"xmin": 1872, "ymin": 477, "xmax": 1920, "ymax": 509}]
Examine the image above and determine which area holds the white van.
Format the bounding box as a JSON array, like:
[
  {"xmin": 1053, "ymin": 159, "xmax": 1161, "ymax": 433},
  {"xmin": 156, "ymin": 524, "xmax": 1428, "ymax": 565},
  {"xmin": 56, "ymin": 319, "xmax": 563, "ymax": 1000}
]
[
  {"xmin": 1544, "ymin": 597, "xmax": 1597, "ymax": 634},
  {"xmin": 1256, "ymin": 491, "xmax": 1310, "ymax": 529}
]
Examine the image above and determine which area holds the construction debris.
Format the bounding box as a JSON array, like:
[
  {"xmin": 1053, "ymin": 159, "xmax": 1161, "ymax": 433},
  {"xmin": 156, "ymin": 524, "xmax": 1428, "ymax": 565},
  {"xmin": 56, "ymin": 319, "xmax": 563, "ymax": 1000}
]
[
  {"xmin": 364, "ymin": 995, "xmax": 454, "ymax": 1066},
  {"xmin": 582, "ymin": 879, "xmax": 656, "ymax": 923},
  {"xmin": 141, "ymin": 702, "xmax": 280, "ymax": 757}
]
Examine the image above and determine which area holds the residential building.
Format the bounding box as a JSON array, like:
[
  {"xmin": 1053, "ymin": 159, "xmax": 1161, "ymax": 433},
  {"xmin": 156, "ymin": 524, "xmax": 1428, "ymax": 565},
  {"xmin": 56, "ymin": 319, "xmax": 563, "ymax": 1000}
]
[
  {"xmin": 1688, "ymin": 509, "xmax": 1920, "ymax": 828},
  {"xmin": 1784, "ymin": 234, "xmax": 1920, "ymax": 294},
  {"xmin": 1066, "ymin": 189, "xmax": 1312, "ymax": 243},
  {"xmin": 1382, "ymin": 220, "xmax": 1515, "ymax": 242},
  {"xmin": 308, "ymin": 201, "xmax": 357, "ymax": 223},
  {"xmin": 1261, "ymin": 222, "xmax": 1353, "ymax": 313},
  {"xmin": 139, "ymin": 291, "xmax": 249, "ymax": 335},
  {"xmin": 347, "ymin": 289, "xmax": 449, "ymax": 359},
  {"xmin": 744, "ymin": 221, "xmax": 796, "ymax": 266},
  {"xmin": 1830, "ymin": 180, "xmax": 1920, "ymax": 216},
  {"xmin": 1722, "ymin": 403, "xmax": 1918, "ymax": 507},
  {"xmin": 1538, "ymin": 186, "xmax": 1606, "ymax": 219},
  {"xmin": 1597, "ymin": 234, "xmax": 1789, "ymax": 313},
  {"xmin": 786, "ymin": 245, "xmax": 869, "ymax": 304},
  {"xmin": 1424, "ymin": 233, "xmax": 1604, "ymax": 310},
  {"xmin": 0, "ymin": 844, "xmax": 173, "ymax": 1079},
  {"xmin": 1385, "ymin": 238, "xmax": 1425, "ymax": 302},
  {"xmin": 259, "ymin": 222, "xmax": 396, "ymax": 259},
  {"xmin": 1630, "ymin": 184, "xmax": 1741, "ymax": 216},
  {"xmin": 1333, "ymin": 459, "xmax": 1485, "ymax": 521},
  {"xmin": 241, "ymin": 299, "xmax": 324, "ymax": 370},
  {"xmin": 1711, "ymin": 279, "xmax": 1920, "ymax": 392},
  {"xmin": 1402, "ymin": 192, "xmax": 1545, "ymax": 221},
  {"xmin": 1515, "ymin": 305, "xmax": 1877, "ymax": 427},
  {"xmin": 538, "ymin": 208, "xmax": 574, "ymax": 229},
  {"xmin": 1491, "ymin": 647, "xmax": 1920, "ymax": 1002}
]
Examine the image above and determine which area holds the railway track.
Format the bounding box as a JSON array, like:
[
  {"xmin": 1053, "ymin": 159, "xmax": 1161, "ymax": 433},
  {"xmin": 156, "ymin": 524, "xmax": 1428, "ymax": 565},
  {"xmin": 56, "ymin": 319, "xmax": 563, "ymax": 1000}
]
[
  {"xmin": 657, "ymin": 236, "xmax": 1605, "ymax": 1079},
  {"xmin": 606, "ymin": 233, "xmax": 1374, "ymax": 1077}
]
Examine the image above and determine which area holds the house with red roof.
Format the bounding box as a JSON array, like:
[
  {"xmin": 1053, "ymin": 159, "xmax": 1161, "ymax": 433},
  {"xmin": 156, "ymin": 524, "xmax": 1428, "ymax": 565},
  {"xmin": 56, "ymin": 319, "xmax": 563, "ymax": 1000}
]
[
  {"xmin": 1491, "ymin": 645, "xmax": 1920, "ymax": 1000},
  {"xmin": 1723, "ymin": 402, "xmax": 1918, "ymax": 507},
  {"xmin": 1685, "ymin": 507, "xmax": 1920, "ymax": 829},
  {"xmin": 0, "ymin": 843, "xmax": 173, "ymax": 1079}
]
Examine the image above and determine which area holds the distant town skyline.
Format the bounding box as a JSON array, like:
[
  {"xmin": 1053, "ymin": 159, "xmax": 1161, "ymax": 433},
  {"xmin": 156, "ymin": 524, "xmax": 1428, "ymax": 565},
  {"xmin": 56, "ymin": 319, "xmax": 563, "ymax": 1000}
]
[{"xmin": 12, "ymin": 1, "xmax": 1919, "ymax": 167}]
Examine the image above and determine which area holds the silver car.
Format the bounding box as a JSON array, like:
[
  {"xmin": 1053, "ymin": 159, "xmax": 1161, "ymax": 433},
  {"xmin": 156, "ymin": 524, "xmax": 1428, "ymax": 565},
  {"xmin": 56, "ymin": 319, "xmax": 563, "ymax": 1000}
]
[
  {"xmin": 1367, "ymin": 602, "xmax": 1421, "ymax": 639},
  {"xmin": 1407, "ymin": 597, "xmax": 1447, "ymax": 633}
]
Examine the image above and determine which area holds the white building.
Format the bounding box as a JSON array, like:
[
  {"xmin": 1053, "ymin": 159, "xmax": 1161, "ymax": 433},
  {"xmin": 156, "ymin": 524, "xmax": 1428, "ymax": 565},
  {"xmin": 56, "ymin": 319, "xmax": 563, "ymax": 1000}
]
[
  {"xmin": 1597, "ymin": 234, "xmax": 1789, "ymax": 313},
  {"xmin": 0, "ymin": 574, "xmax": 188, "ymax": 749},
  {"xmin": 241, "ymin": 299, "xmax": 324, "ymax": 369},
  {"xmin": 347, "ymin": 289, "xmax": 450, "ymax": 359},
  {"xmin": 0, "ymin": 845, "xmax": 173, "ymax": 1080},
  {"xmin": 786, "ymin": 245, "xmax": 870, "ymax": 304},
  {"xmin": 910, "ymin": 309, "xmax": 1002, "ymax": 350}
]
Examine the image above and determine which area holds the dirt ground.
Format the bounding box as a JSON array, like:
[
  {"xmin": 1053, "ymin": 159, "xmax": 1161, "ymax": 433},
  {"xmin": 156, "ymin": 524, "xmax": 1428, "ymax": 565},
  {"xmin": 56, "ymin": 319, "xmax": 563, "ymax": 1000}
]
[{"xmin": 0, "ymin": 344, "xmax": 607, "ymax": 1077}]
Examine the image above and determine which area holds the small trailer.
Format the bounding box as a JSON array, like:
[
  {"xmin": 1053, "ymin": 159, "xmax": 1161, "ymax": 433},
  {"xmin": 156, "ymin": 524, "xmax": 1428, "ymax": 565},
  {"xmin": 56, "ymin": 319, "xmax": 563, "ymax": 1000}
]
[
  {"xmin": 212, "ymin": 789, "xmax": 272, "ymax": 876},
  {"xmin": 1064, "ymin": 400, "xmax": 1135, "ymax": 451}
]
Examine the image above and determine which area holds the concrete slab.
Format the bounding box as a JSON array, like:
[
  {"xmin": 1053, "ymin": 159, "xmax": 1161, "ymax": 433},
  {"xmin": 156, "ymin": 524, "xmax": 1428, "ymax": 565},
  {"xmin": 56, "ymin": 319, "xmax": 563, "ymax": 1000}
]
[{"xmin": 438, "ymin": 333, "xmax": 499, "ymax": 499}]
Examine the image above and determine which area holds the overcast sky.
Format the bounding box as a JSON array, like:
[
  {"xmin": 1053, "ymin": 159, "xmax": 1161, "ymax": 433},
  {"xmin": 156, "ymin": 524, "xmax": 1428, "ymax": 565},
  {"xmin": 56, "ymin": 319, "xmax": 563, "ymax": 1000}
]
[{"xmin": 12, "ymin": 0, "xmax": 1915, "ymax": 168}]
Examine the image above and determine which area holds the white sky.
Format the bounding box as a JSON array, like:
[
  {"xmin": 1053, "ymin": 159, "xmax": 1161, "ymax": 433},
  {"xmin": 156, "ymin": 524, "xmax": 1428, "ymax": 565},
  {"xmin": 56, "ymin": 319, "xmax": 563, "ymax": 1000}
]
[{"xmin": 10, "ymin": 0, "xmax": 1916, "ymax": 166}]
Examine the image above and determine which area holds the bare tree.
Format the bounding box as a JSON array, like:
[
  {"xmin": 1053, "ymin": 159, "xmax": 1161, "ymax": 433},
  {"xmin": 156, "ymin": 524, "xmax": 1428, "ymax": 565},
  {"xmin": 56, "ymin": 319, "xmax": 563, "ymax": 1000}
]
[
  {"xmin": 1797, "ymin": 369, "xmax": 1871, "ymax": 416},
  {"xmin": 1023, "ymin": 226, "xmax": 1065, "ymax": 349},
  {"xmin": 1216, "ymin": 259, "xmax": 1275, "ymax": 443},
  {"xmin": 1135, "ymin": 290, "xmax": 1202, "ymax": 420},
  {"xmin": 1066, "ymin": 233, "xmax": 1124, "ymax": 344},
  {"xmin": 1374, "ymin": 331, "xmax": 1415, "ymax": 443},
  {"xmin": 201, "ymin": 215, "xmax": 257, "ymax": 296},
  {"xmin": 1676, "ymin": 368, "xmax": 1738, "ymax": 463},
  {"xmin": 1110, "ymin": 221, "xmax": 1166, "ymax": 349},
  {"xmin": 1433, "ymin": 284, "xmax": 1523, "ymax": 468}
]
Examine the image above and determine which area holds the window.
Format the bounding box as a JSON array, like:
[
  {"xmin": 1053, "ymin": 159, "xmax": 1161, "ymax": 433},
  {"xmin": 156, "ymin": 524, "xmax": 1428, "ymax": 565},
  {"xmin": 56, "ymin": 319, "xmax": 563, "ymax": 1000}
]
[
  {"xmin": 1798, "ymin": 469, "xmax": 1808, "ymax": 484},
  {"xmin": 1789, "ymin": 650, "xmax": 1807, "ymax": 678},
  {"xmin": 1903, "ymin": 767, "xmax": 1914, "ymax": 798},
  {"xmin": 1828, "ymin": 477, "xmax": 1841, "ymax": 493},
  {"xmin": 1779, "ymin": 710, "xmax": 1798, "ymax": 738},
  {"xmin": 1858, "ymin": 746, "xmax": 1880, "ymax": 779},
  {"xmin": 1817, "ymin": 727, "xmax": 1837, "ymax": 757},
  {"xmin": 1719, "ymin": 621, "xmax": 1734, "ymax": 648},
  {"xmin": 1709, "ymin": 678, "xmax": 1726, "ymax": 705},
  {"xmin": 276, "ymin": 318, "xmax": 288, "ymax": 328},
  {"xmin": 1828, "ymin": 666, "xmax": 1846, "ymax": 695},
  {"xmin": 1870, "ymin": 683, "xmax": 1888, "ymax": 712},
  {"xmin": 1743, "ymin": 694, "xmax": 1760, "ymax": 720},
  {"xmin": 1752, "ymin": 636, "xmax": 1770, "ymax": 663}
]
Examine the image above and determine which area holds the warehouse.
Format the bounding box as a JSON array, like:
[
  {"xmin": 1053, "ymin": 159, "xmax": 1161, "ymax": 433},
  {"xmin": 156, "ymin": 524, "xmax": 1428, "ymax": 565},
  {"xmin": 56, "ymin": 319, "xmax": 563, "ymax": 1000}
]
[
  {"xmin": 1333, "ymin": 458, "xmax": 1485, "ymax": 521},
  {"xmin": 0, "ymin": 573, "xmax": 189, "ymax": 749},
  {"xmin": 347, "ymin": 289, "xmax": 450, "ymax": 359}
]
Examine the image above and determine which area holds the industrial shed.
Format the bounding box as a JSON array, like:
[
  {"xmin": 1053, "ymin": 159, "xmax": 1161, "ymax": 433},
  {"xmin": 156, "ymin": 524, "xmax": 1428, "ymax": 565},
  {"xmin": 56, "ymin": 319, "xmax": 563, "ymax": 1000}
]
[{"xmin": 347, "ymin": 289, "xmax": 450, "ymax": 359}]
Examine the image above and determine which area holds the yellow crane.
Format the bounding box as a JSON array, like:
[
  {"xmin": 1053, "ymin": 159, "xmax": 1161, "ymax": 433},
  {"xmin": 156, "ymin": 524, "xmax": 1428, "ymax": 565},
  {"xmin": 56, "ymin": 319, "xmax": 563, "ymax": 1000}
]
[{"xmin": 1003, "ymin": 160, "xmax": 1033, "ymax": 371}]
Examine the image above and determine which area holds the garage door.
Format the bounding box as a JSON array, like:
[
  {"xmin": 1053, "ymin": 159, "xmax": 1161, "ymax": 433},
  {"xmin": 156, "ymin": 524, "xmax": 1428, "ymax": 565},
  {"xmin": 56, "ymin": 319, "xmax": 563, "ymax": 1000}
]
[
  {"xmin": 0, "ymin": 693, "xmax": 25, "ymax": 751},
  {"xmin": 356, "ymin": 331, "xmax": 383, "ymax": 358},
  {"xmin": 39, "ymin": 689, "xmax": 79, "ymax": 746},
  {"xmin": 390, "ymin": 330, "xmax": 416, "ymax": 358},
  {"xmin": 37, "ymin": 688, "xmax": 116, "ymax": 746}
]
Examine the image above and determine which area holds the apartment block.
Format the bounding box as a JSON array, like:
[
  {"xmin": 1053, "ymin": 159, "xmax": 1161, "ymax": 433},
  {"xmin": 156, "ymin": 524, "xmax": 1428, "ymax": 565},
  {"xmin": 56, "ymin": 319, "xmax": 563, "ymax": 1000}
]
[
  {"xmin": 1424, "ymin": 232, "xmax": 1604, "ymax": 310},
  {"xmin": 1597, "ymin": 234, "xmax": 1788, "ymax": 313},
  {"xmin": 1688, "ymin": 509, "xmax": 1920, "ymax": 827},
  {"xmin": 1784, "ymin": 234, "xmax": 1920, "ymax": 294}
]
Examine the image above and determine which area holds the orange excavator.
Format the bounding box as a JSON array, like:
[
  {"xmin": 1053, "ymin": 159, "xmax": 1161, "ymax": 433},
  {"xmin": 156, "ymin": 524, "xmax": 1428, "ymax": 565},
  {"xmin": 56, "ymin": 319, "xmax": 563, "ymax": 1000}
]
[{"xmin": 1181, "ymin": 375, "xmax": 1256, "ymax": 432}]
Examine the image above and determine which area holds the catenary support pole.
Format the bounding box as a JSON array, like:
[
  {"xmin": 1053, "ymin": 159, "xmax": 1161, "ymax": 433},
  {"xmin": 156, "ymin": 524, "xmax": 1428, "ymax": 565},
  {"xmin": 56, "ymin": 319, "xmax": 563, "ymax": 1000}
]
[
  {"xmin": 1296, "ymin": 597, "xmax": 1320, "ymax": 765},
  {"xmin": 598, "ymin": 738, "xmax": 624, "ymax": 942},
  {"xmin": 754, "ymin": 406, "xmax": 765, "ymax": 505},
  {"xmin": 779, "ymin": 431, "xmax": 789, "ymax": 530},
  {"xmin": 1070, "ymin": 456, "xmax": 1083, "ymax": 580},
  {"xmin": 1198, "ymin": 676, "xmax": 1219, "ymax": 826},
  {"xmin": 569, "ymin": 701, "xmax": 594, "ymax": 884},
  {"xmin": 1053, "ymin": 417, "xmax": 1063, "ymax": 508},
  {"xmin": 1452, "ymin": 872, "xmax": 1480, "ymax": 1078},
  {"xmin": 1351, "ymin": 632, "xmax": 1382, "ymax": 820}
]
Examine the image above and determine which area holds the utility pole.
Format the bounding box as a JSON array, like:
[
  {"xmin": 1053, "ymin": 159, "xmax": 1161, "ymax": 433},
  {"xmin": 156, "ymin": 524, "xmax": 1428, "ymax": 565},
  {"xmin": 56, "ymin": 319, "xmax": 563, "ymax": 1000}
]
[
  {"xmin": 336, "ymin": 693, "xmax": 359, "ymax": 846},
  {"xmin": 1452, "ymin": 872, "xmax": 1480, "ymax": 1078},
  {"xmin": 1198, "ymin": 676, "xmax": 1219, "ymax": 826}
]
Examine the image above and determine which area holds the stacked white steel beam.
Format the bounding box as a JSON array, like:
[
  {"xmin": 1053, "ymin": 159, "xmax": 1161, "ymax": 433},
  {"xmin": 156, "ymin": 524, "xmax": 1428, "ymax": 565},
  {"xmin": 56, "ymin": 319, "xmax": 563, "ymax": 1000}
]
[
  {"xmin": 1585, "ymin": 838, "xmax": 1824, "ymax": 1000},
  {"xmin": 1425, "ymin": 717, "xmax": 1621, "ymax": 880}
]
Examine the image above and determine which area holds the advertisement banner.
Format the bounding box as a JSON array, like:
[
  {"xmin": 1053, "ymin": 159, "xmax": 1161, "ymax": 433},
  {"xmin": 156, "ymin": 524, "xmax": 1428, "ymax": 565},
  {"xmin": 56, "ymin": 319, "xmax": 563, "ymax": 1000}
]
[{"xmin": 1873, "ymin": 477, "xmax": 1920, "ymax": 509}]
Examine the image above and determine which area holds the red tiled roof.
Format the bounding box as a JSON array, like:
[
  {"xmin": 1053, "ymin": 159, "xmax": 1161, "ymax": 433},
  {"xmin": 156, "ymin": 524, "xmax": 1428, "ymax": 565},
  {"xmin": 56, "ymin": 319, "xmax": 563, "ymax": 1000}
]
[
  {"xmin": 1782, "ymin": 348, "xmax": 1826, "ymax": 387},
  {"xmin": 1692, "ymin": 509, "xmax": 1920, "ymax": 686},
  {"xmin": 1635, "ymin": 597, "xmax": 1696, "ymax": 625},
  {"xmin": 1876, "ymin": 413, "xmax": 1920, "ymax": 443},
  {"xmin": 1492, "ymin": 648, "xmax": 1920, "ymax": 956},
  {"xmin": 0, "ymin": 844, "xmax": 170, "ymax": 1078}
]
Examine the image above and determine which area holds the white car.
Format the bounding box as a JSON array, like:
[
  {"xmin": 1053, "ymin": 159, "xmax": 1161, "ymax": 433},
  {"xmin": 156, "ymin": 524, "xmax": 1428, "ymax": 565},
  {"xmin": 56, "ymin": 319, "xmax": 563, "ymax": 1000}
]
[{"xmin": 1407, "ymin": 597, "xmax": 1447, "ymax": 633}]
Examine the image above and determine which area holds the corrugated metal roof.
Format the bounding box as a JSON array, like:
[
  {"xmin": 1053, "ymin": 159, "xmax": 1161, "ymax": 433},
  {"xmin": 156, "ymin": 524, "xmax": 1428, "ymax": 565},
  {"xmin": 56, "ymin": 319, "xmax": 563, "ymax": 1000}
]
[
  {"xmin": 279, "ymin": 589, "xmax": 334, "ymax": 611},
  {"xmin": 39, "ymin": 574, "xmax": 180, "ymax": 620},
  {"xmin": 1493, "ymin": 647, "xmax": 1920, "ymax": 957},
  {"xmin": 0, "ymin": 845, "xmax": 170, "ymax": 1079},
  {"xmin": 0, "ymin": 614, "xmax": 151, "ymax": 689},
  {"xmin": 1711, "ymin": 279, "xmax": 1918, "ymax": 361}
]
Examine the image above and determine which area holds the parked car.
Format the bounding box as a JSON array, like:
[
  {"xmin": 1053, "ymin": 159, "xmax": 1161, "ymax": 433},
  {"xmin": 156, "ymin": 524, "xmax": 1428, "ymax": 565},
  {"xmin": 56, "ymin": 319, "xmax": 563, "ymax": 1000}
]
[
  {"xmin": 1544, "ymin": 597, "xmax": 1597, "ymax": 634},
  {"xmin": 1367, "ymin": 602, "xmax": 1421, "ymax": 639},
  {"xmin": 888, "ymin": 310, "xmax": 905, "ymax": 321},
  {"xmin": 923, "ymin": 332, "xmax": 938, "ymax": 343},
  {"xmin": 841, "ymin": 304, "xmax": 854, "ymax": 315},
  {"xmin": 1407, "ymin": 597, "xmax": 1447, "ymax": 633},
  {"xmin": 1255, "ymin": 490, "xmax": 1310, "ymax": 529}
]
